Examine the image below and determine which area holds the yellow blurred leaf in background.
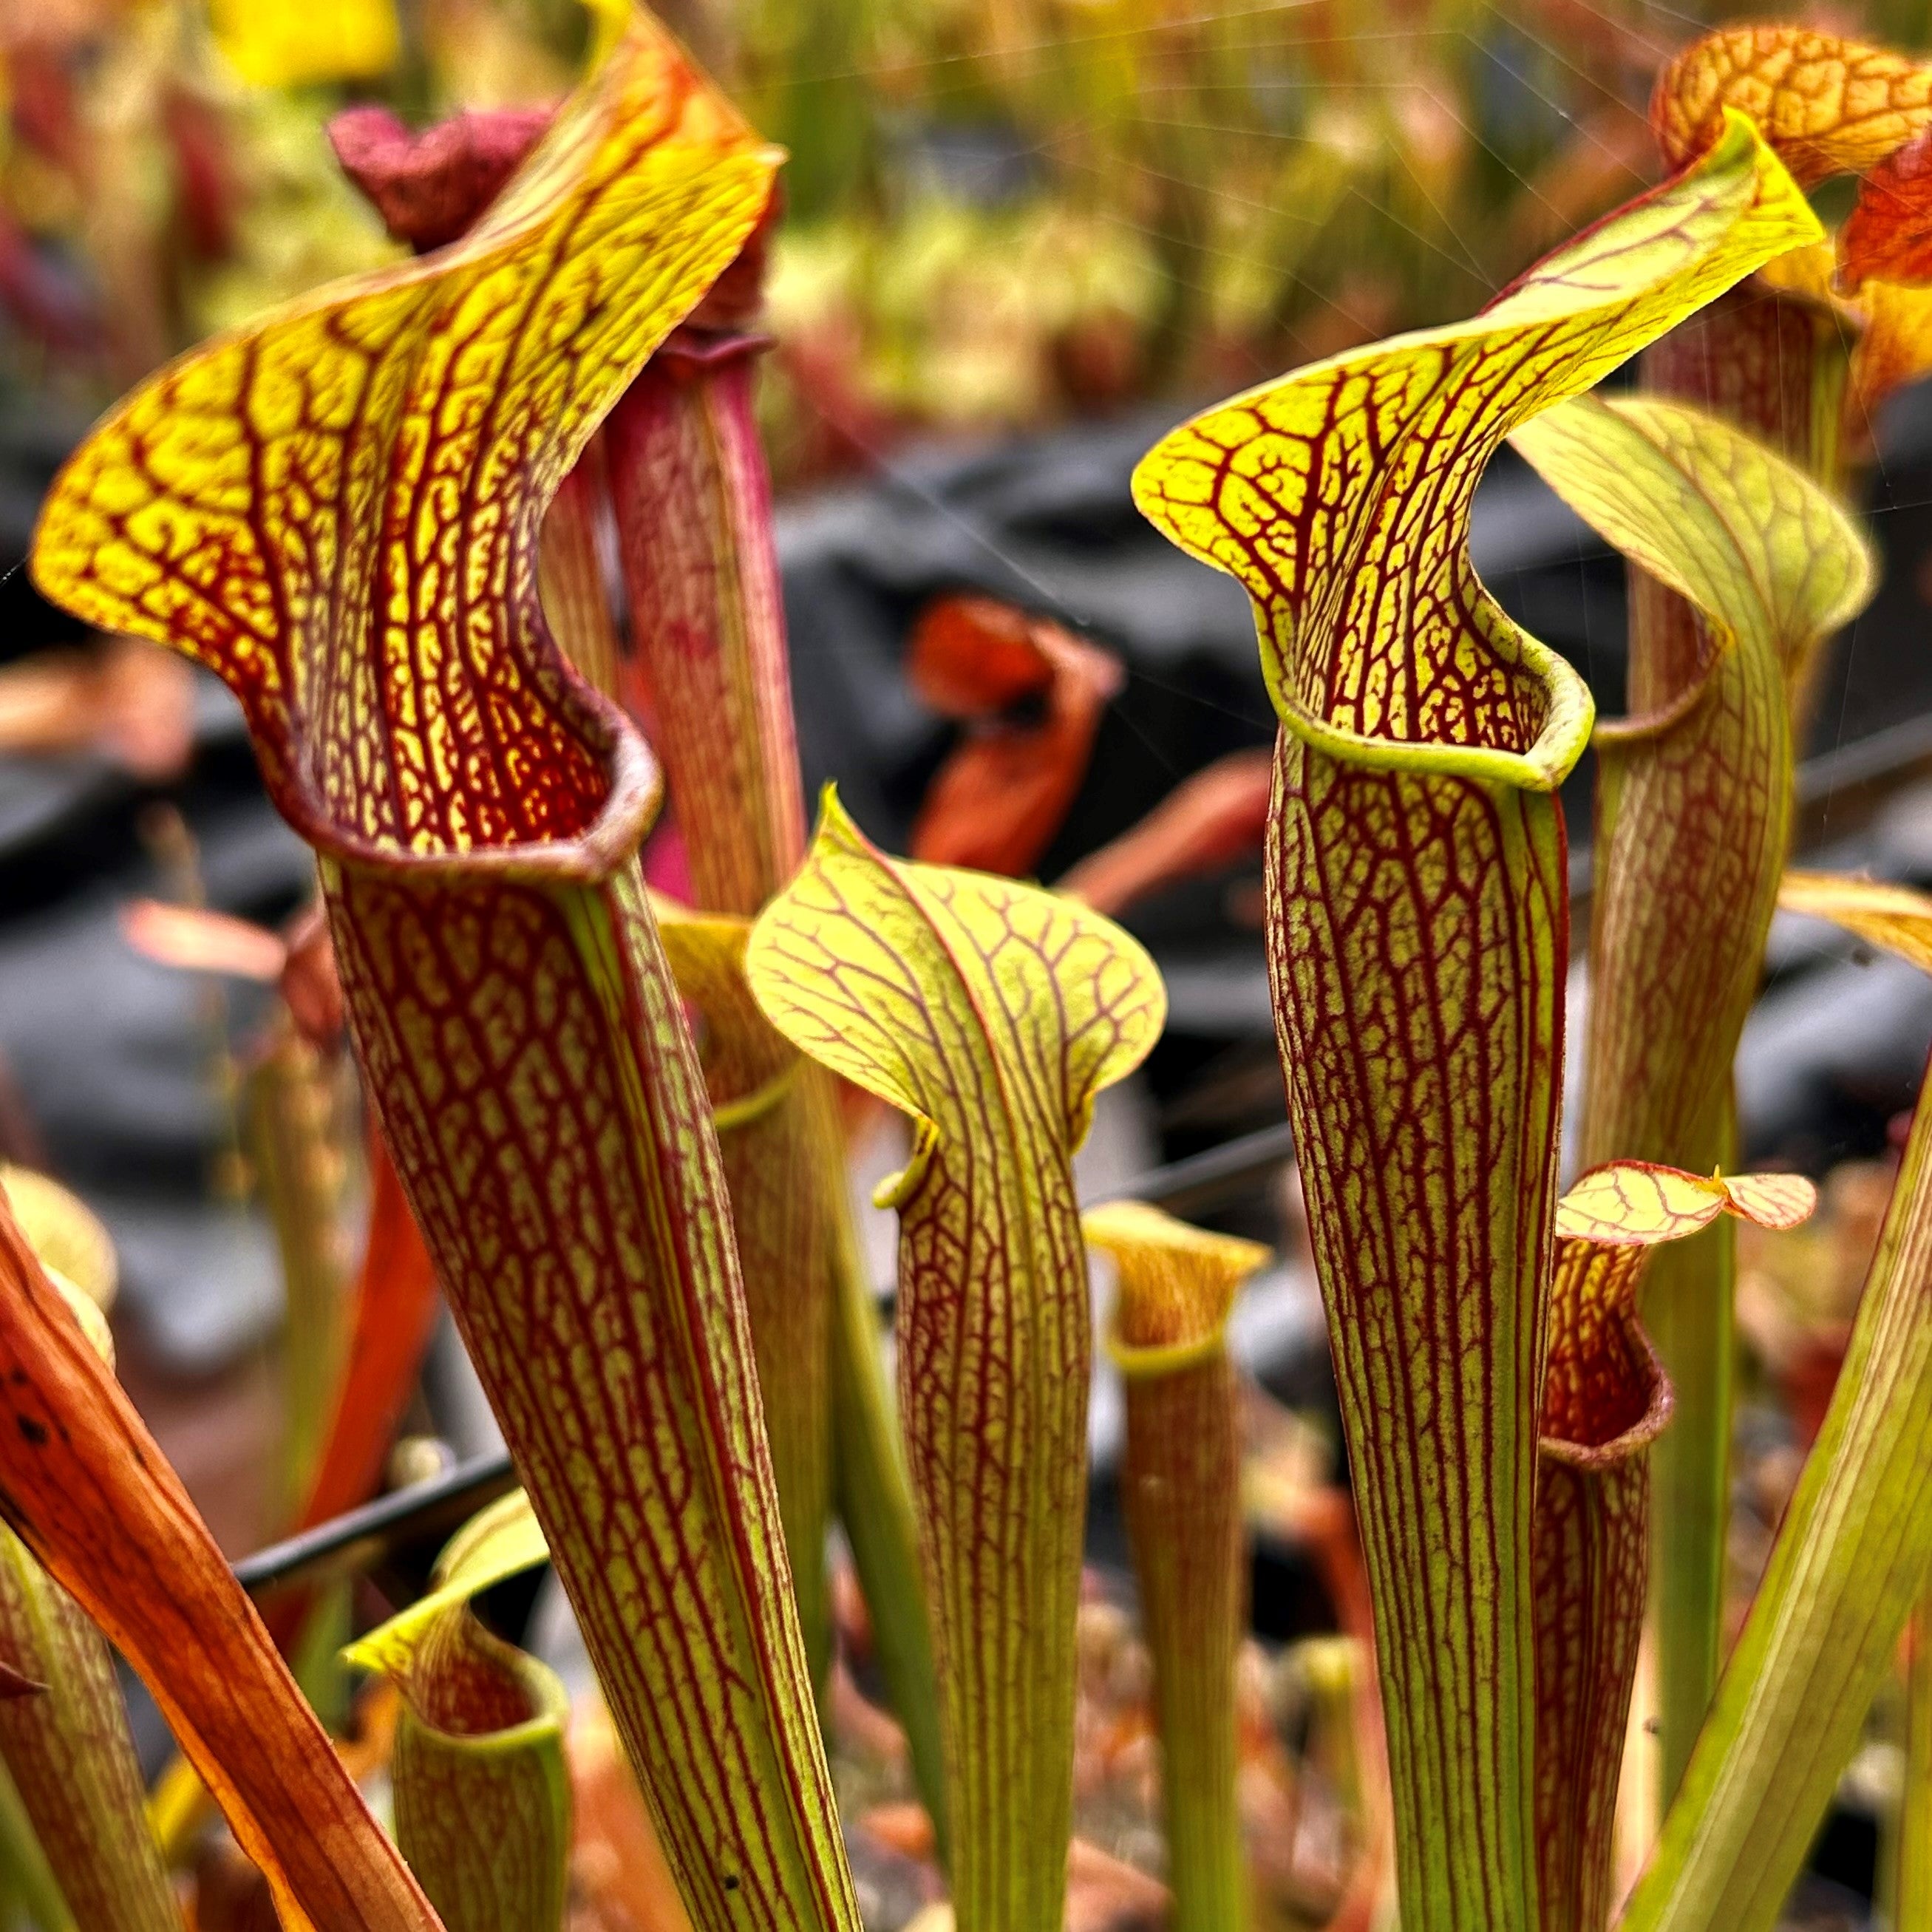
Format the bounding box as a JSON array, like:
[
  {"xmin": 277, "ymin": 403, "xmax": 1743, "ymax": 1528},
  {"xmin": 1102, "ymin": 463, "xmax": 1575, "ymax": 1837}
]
[{"xmin": 210, "ymin": 0, "xmax": 399, "ymax": 89}]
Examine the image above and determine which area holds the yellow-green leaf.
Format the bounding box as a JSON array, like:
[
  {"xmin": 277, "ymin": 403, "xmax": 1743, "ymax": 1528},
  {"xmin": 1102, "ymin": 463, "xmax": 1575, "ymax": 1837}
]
[
  {"xmin": 390, "ymin": 1616, "xmax": 571, "ymax": 1932},
  {"xmin": 1542, "ymin": 1160, "xmax": 1820, "ymax": 1481},
  {"xmin": 655, "ymin": 901, "xmax": 834, "ymax": 1686},
  {"xmin": 1552, "ymin": 1160, "xmax": 1818, "ymax": 1255},
  {"xmin": 1132, "ymin": 109, "xmax": 1815, "ymax": 1932},
  {"xmin": 747, "ymin": 790, "xmax": 1163, "ymax": 1932},
  {"xmin": 31, "ymin": 15, "xmax": 780, "ymax": 868},
  {"xmin": 1511, "ymin": 394, "xmax": 1874, "ymax": 727},
  {"xmin": 0, "ymin": 1171, "xmax": 115, "ymax": 1316},
  {"xmin": 749, "ymin": 792, "xmax": 1163, "ymax": 1180}
]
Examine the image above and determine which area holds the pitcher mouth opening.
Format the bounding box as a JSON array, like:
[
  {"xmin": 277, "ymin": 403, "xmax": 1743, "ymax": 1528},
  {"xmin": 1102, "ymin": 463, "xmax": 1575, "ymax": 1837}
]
[
  {"xmin": 291, "ymin": 683, "xmax": 663, "ymax": 891},
  {"xmin": 1270, "ymin": 623, "xmax": 1594, "ymax": 797}
]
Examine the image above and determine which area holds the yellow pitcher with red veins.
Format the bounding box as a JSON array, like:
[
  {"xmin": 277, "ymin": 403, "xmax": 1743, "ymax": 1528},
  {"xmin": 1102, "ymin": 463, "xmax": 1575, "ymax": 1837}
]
[
  {"xmin": 27, "ymin": 16, "xmax": 862, "ymax": 1932},
  {"xmin": 1135, "ymin": 110, "xmax": 1817, "ymax": 1932}
]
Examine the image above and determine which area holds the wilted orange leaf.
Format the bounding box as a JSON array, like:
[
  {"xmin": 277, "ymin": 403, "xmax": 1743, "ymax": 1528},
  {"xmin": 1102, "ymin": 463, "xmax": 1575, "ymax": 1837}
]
[
  {"xmin": 1779, "ymin": 869, "xmax": 1932, "ymax": 971},
  {"xmin": 0, "ymin": 1200, "xmax": 440, "ymax": 1930},
  {"xmin": 1058, "ymin": 749, "xmax": 1273, "ymax": 917},
  {"xmin": 907, "ymin": 593, "xmax": 1068, "ymax": 715},
  {"xmin": 906, "ymin": 596, "xmax": 1123, "ymax": 877},
  {"xmin": 0, "ymin": 639, "xmax": 194, "ymax": 781}
]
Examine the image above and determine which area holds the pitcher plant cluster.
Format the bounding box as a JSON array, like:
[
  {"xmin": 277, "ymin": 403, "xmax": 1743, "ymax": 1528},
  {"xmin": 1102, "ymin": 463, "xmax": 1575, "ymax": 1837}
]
[{"xmin": 1, "ymin": 11, "xmax": 1931, "ymax": 1932}]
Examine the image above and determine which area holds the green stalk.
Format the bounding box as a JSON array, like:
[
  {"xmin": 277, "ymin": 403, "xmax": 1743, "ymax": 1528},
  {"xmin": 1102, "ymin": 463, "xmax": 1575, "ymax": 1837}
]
[
  {"xmin": 0, "ymin": 1528, "xmax": 179, "ymax": 1932},
  {"xmin": 1131, "ymin": 1350, "xmax": 1247, "ymax": 1931},
  {"xmin": 1085, "ymin": 1203, "xmax": 1268, "ymax": 1932},
  {"xmin": 1891, "ymin": 1593, "xmax": 1932, "ymax": 1929},
  {"xmin": 245, "ymin": 1023, "xmax": 350, "ymax": 1520},
  {"xmin": 245, "ymin": 1021, "xmax": 354, "ymax": 1723},
  {"xmin": 0, "ymin": 1755, "xmax": 73, "ymax": 1932},
  {"xmin": 826, "ymin": 1162, "xmax": 948, "ymax": 1854},
  {"xmin": 656, "ymin": 903, "xmax": 836, "ymax": 1695},
  {"xmin": 1638, "ymin": 1179, "xmax": 1734, "ymax": 1805}
]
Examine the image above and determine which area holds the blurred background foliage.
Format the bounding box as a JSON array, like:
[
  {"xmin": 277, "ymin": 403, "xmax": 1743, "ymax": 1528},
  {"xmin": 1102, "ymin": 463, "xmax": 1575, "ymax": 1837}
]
[{"xmin": 9, "ymin": 0, "xmax": 1932, "ymax": 484}]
